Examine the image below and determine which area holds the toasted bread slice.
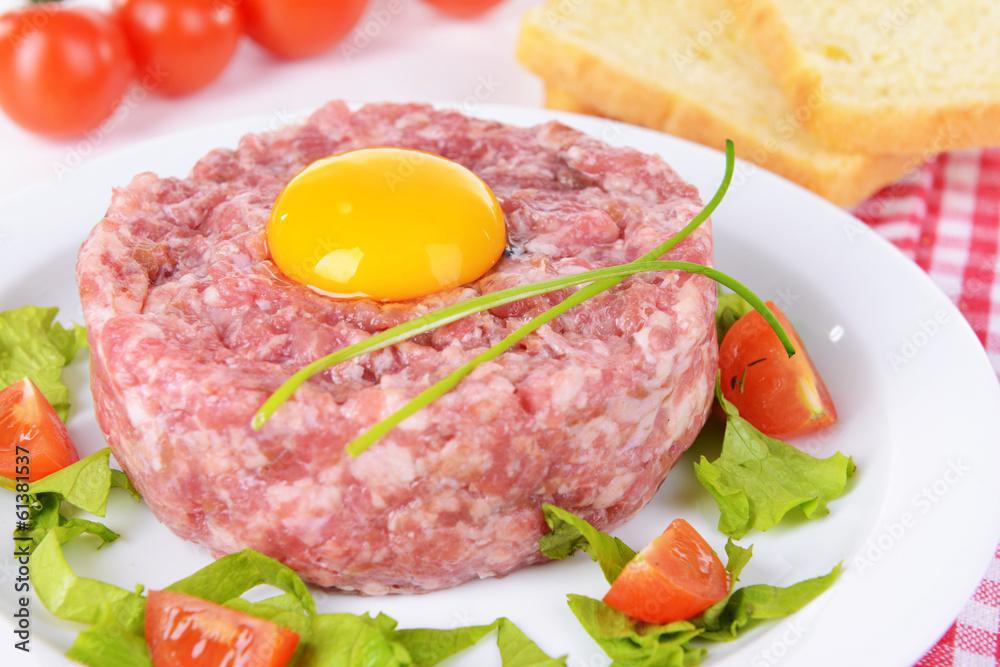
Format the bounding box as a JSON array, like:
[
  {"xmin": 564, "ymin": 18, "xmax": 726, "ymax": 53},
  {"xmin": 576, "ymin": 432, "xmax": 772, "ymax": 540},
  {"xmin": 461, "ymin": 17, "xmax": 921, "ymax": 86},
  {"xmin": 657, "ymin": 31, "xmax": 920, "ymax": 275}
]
[
  {"xmin": 515, "ymin": 0, "xmax": 916, "ymax": 207},
  {"xmin": 735, "ymin": 0, "xmax": 1000, "ymax": 153}
]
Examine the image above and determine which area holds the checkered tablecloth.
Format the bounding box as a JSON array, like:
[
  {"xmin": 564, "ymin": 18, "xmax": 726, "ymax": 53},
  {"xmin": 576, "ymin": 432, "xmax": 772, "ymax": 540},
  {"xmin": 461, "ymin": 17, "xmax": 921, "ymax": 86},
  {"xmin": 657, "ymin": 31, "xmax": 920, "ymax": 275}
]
[{"xmin": 853, "ymin": 148, "xmax": 1000, "ymax": 666}]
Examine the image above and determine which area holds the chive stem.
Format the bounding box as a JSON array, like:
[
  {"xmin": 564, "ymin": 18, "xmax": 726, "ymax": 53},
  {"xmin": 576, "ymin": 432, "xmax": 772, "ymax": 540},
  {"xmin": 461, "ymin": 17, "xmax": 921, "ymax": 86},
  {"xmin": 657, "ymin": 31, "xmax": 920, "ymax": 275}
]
[
  {"xmin": 635, "ymin": 140, "xmax": 734, "ymax": 263},
  {"xmin": 252, "ymin": 260, "xmax": 738, "ymax": 430},
  {"xmin": 253, "ymin": 140, "xmax": 793, "ymax": 455},
  {"xmin": 345, "ymin": 259, "xmax": 789, "ymax": 456}
]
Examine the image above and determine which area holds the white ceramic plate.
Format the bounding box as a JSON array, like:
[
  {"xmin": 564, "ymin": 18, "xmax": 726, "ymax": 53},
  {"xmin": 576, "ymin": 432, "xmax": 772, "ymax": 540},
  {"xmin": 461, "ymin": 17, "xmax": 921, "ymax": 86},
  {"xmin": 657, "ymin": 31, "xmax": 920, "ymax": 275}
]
[{"xmin": 2, "ymin": 105, "xmax": 999, "ymax": 667}]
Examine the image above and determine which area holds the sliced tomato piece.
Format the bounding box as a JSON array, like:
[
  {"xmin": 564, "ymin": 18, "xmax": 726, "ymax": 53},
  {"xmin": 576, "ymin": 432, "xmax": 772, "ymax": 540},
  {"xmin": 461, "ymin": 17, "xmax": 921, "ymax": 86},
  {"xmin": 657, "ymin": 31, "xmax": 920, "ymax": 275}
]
[
  {"xmin": 0, "ymin": 377, "xmax": 80, "ymax": 482},
  {"xmin": 145, "ymin": 590, "xmax": 300, "ymax": 667},
  {"xmin": 602, "ymin": 518, "xmax": 729, "ymax": 625},
  {"xmin": 719, "ymin": 301, "xmax": 837, "ymax": 438}
]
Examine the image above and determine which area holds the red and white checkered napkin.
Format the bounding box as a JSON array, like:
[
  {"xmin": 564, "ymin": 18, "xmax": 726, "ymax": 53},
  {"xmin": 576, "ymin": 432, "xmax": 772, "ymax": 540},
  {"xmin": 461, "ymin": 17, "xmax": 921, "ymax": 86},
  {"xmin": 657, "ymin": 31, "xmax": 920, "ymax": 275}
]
[{"xmin": 852, "ymin": 149, "xmax": 1000, "ymax": 666}]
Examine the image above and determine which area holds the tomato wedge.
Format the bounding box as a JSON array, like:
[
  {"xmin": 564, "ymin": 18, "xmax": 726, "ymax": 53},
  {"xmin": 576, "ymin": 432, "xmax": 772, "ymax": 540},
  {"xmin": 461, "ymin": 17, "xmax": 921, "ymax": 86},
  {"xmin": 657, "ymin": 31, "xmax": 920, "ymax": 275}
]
[
  {"xmin": 145, "ymin": 590, "xmax": 300, "ymax": 667},
  {"xmin": 603, "ymin": 518, "xmax": 729, "ymax": 624},
  {"xmin": 719, "ymin": 301, "xmax": 837, "ymax": 438},
  {"xmin": 0, "ymin": 378, "xmax": 80, "ymax": 482}
]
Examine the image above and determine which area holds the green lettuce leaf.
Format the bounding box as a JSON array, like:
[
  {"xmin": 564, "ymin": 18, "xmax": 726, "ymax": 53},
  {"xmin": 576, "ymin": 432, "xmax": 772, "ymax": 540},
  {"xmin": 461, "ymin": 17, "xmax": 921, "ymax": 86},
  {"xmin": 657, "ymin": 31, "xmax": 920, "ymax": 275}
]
[
  {"xmin": 539, "ymin": 504, "xmax": 636, "ymax": 585},
  {"xmin": 693, "ymin": 381, "xmax": 856, "ymax": 539},
  {"xmin": 29, "ymin": 448, "xmax": 140, "ymax": 517},
  {"xmin": 13, "ymin": 492, "xmax": 120, "ymax": 554},
  {"xmin": 32, "ymin": 534, "xmax": 563, "ymax": 667},
  {"xmin": 494, "ymin": 618, "xmax": 567, "ymax": 666},
  {"xmin": 31, "ymin": 527, "xmax": 145, "ymax": 628},
  {"xmin": 165, "ymin": 548, "xmax": 316, "ymax": 615},
  {"xmin": 31, "ymin": 528, "xmax": 150, "ymax": 667},
  {"xmin": 715, "ymin": 291, "xmax": 754, "ymax": 344},
  {"xmin": 692, "ymin": 541, "xmax": 841, "ymax": 642},
  {"xmin": 394, "ymin": 617, "xmax": 567, "ymax": 667},
  {"xmin": 67, "ymin": 629, "xmax": 154, "ymax": 667},
  {"xmin": 13, "ymin": 448, "xmax": 141, "ymax": 554},
  {"xmin": 544, "ymin": 513, "xmax": 841, "ymax": 665},
  {"xmin": 568, "ymin": 595, "xmax": 705, "ymax": 667},
  {"xmin": 0, "ymin": 305, "xmax": 87, "ymax": 421},
  {"xmin": 695, "ymin": 563, "xmax": 841, "ymax": 642},
  {"xmin": 688, "ymin": 540, "xmax": 751, "ymax": 637},
  {"xmin": 395, "ymin": 623, "xmax": 497, "ymax": 666},
  {"xmin": 296, "ymin": 612, "xmax": 412, "ymax": 666},
  {"xmin": 223, "ymin": 593, "xmax": 315, "ymax": 643}
]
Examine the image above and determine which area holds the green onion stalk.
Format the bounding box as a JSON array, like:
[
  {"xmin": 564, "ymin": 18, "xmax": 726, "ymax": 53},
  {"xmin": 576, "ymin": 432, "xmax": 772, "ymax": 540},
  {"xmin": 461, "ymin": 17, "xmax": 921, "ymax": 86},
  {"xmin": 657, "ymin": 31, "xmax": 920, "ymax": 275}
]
[{"xmin": 252, "ymin": 140, "xmax": 794, "ymax": 456}]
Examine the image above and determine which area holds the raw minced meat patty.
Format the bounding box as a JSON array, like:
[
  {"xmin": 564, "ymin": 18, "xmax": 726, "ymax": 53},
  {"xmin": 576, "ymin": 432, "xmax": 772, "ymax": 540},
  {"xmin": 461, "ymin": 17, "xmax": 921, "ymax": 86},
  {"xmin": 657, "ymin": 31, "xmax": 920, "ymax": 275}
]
[{"xmin": 76, "ymin": 101, "xmax": 718, "ymax": 594}]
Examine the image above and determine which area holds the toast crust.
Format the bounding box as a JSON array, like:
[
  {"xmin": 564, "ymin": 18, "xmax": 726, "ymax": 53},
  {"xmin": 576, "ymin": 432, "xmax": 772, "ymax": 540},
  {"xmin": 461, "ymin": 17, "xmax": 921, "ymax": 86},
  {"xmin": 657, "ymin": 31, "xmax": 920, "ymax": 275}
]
[
  {"xmin": 738, "ymin": 0, "xmax": 1000, "ymax": 154},
  {"xmin": 516, "ymin": 6, "xmax": 913, "ymax": 207}
]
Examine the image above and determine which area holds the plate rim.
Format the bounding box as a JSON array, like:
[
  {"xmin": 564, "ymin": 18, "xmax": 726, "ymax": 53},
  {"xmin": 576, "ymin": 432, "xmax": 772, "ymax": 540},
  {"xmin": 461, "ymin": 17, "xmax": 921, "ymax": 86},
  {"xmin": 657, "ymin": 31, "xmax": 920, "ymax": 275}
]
[{"xmin": 1, "ymin": 101, "xmax": 999, "ymax": 667}]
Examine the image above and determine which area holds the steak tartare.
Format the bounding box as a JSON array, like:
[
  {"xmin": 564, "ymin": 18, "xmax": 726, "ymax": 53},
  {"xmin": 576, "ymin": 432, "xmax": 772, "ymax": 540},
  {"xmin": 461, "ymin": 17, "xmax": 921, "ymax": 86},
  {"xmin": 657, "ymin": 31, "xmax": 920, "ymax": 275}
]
[{"xmin": 76, "ymin": 101, "xmax": 717, "ymax": 594}]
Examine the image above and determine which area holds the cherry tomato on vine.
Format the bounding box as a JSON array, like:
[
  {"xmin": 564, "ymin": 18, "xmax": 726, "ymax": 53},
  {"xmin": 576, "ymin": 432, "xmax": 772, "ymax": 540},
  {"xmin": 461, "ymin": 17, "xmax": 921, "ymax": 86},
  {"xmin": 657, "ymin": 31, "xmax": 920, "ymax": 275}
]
[
  {"xmin": 420, "ymin": 0, "xmax": 507, "ymax": 18},
  {"xmin": 240, "ymin": 0, "xmax": 370, "ymax": 60},
  {"xmin": 0, "ymin": 5, "xmax": 132, "ymax": 138},
  {"xmin": 114, "ymin": 0, "xmax": 243, "ymax": 97}
]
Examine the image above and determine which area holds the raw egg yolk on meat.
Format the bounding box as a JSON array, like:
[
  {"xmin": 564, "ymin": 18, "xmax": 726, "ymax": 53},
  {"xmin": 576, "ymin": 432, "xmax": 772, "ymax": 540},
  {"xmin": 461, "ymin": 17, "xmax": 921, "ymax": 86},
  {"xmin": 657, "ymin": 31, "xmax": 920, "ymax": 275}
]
[{"xmin": 266, "ymin": 147, "xmax": 507, "ymax": 301}]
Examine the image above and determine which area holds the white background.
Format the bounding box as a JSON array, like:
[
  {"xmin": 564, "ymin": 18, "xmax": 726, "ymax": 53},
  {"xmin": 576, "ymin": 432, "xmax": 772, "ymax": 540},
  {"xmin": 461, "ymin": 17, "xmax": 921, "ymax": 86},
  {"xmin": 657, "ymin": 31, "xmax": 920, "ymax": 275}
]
[{"xmin": 0, "ymin": 0, "xmax": 546, "ymax": 201}]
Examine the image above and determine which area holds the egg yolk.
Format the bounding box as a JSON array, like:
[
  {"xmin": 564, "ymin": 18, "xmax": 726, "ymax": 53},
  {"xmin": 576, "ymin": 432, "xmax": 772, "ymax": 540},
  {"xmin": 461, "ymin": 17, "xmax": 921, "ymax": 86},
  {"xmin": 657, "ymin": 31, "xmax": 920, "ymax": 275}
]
[{"xmin": 266, "ymin": 147, "xmax": 507, "ymax": 301}]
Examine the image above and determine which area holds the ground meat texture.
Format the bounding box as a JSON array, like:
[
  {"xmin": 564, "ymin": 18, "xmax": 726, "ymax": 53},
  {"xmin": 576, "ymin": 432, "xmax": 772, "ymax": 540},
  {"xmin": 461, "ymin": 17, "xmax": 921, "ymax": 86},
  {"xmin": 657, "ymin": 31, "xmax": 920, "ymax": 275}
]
[{"xmin": 76, "ymin": 101, "xmax": 717, "ymax": 594}]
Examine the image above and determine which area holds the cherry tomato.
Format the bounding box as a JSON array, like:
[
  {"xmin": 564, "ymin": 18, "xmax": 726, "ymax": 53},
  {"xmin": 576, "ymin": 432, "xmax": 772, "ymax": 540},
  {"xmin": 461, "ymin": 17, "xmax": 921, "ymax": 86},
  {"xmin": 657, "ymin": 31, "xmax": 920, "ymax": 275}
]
[
  {"xmin": 145, "ymin": 590, "xmax": 300, "ymax": 667},
  {"xmin": 240, "ymin": 0, "xmax": 370, "ymax": 60},
  {"xmin": 0, "ymin": 5, "xmax": 132, "ymax": 138},
  {"xmin": 603, "ymin": 518, "xmax": 729, "ymax": 625},
  {"xmin": 0, "ymin": 378, "xmax": 80, "ymax": 482},
  {"xmin": 419, "ymin": 0, "xmax": 507, "ymax": 18},
  {"xmin": 719, "ymin": 301, "xmax": 838, "ymax": 438},
  {"xmin": 114, "ymin": 0, "xmax": 243, "ymax": 97}
]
